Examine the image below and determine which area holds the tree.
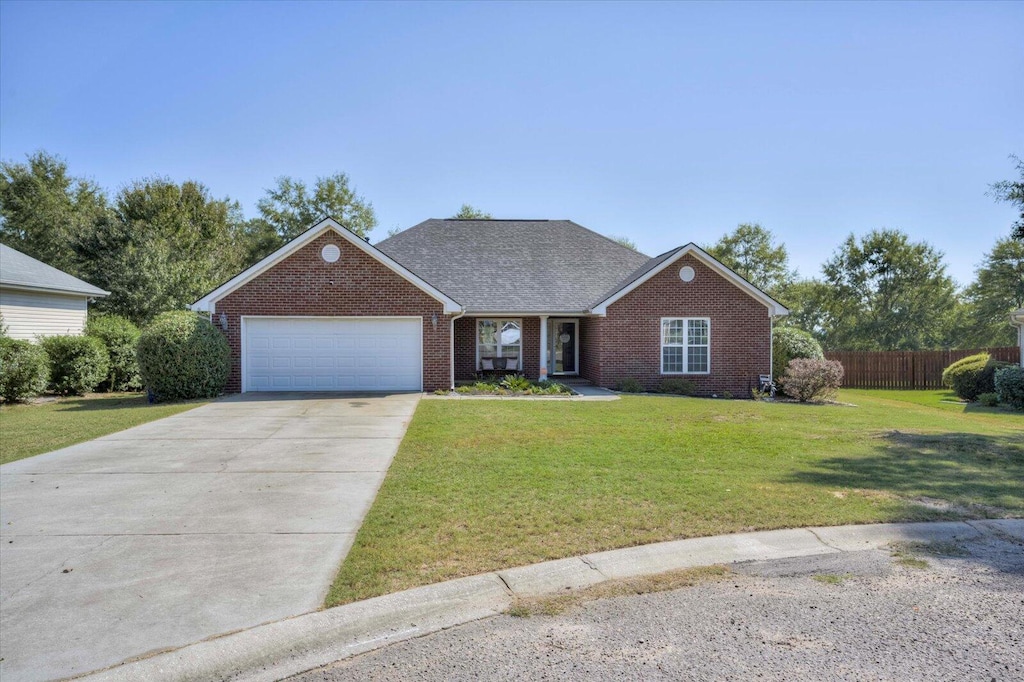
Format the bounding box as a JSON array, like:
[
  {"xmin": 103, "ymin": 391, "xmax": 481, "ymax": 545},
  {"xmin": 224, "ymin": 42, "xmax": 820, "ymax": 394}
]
[
  {"xmin": 257, "ymin": 173, "xmax": 377, "ymax": 241},
  {"xmin": 706, "ymin": 223, "xmax": 795, "ymax": 296},
  {"xmin": 610, "ymin": 235, "xmax": 638, "ymax": 250},
  {"xmin": 960, "ymin": 236, "xmax": 1024, "ymax": 346},
  {"xmin": 77, "ymin": 178, "xmax": 248, "ymax": 324},
  {"xmin": 451, "ymin": 204, "xmax": 493, "ymax": 219},
  {"xmin": 0, "ymin": 151, "xmax": 107, "ymax": 273},
  {"xmin": 815, "ymin": 229, "xmax": 959, "ymax": 350},
  {"xmin": 989, "ymin": 155, "xmax": 1024, "ymax": 240}
]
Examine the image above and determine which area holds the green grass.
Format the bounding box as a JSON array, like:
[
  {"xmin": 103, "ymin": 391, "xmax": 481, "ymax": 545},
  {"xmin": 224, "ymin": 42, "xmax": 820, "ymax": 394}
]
[
  {"xmin": 0, "ymin": 393, "xmax": 206, "ymax": 465},
  {"xmin": 326, "ymin": 389, "xmax": 1022, "ymax": 607},
  {"xmin": 844, "ymin": 389, "xmax": 1002, "ymax": 413}
]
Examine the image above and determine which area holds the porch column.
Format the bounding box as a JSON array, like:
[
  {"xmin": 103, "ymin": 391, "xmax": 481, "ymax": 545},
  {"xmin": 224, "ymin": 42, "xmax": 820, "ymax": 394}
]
[{"xmin": 538, "ymin": 315, "xmax": 549, "ymax": 380}]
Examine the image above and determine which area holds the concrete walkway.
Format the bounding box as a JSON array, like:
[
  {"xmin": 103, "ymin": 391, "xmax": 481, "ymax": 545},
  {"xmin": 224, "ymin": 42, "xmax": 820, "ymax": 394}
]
[
  {"xmin": 75, "ymin": 518, "xmax": 1023, "ymax": 682},
  {"xmin": 0, "ymin": 392, "xmax": 419, "ymax": 682}
]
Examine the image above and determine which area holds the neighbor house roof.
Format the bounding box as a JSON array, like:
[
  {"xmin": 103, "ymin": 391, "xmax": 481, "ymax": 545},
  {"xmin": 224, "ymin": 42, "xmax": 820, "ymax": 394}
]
[
  {"xmin": 0, "ymin": 243, "xmax": 109, "ymax": 297},
  {"xmin": 375, "ymin": 219, "xmax": 651, "ymax": 313}
]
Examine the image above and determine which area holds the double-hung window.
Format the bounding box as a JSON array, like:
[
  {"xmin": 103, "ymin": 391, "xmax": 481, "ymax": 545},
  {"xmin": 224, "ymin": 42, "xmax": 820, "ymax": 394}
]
[
  {"xmin": 477, "ymin": 319, "xmax": 521, "ymax": 369},
  {"xmin": 661, "ymin": 317, "xmax": 710, "ymax": 374}
]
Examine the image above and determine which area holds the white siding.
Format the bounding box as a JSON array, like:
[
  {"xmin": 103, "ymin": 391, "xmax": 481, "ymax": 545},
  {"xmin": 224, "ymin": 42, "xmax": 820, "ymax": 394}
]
[{"xmin": 0, "ymin": 287, "xmax": 90, "ymax": 341}]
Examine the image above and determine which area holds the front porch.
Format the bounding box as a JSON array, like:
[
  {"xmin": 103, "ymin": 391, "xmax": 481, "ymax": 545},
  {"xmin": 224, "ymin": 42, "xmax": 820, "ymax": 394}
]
[{"xmin": 453, "ymin": 316, "xmax": 598, "ymax": 383}]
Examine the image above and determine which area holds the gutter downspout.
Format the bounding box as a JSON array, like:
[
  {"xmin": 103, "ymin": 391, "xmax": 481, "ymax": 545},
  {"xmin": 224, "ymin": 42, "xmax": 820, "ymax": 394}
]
[{"xmin": 449, "ymin": 309, "xmax": 466, "ymax": 391}]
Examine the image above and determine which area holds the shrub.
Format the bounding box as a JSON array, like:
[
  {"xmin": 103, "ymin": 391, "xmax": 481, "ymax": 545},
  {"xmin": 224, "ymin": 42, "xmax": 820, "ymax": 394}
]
[
  {"xmin": 655, "ymin": 377, "xmax": 697, "ymax": 395},
  {"xmin": 0, "ymin": 337, "xmax": 49, "ymax": 402},
  {"xmin": 40, "ymin": 335, "xmax": 110, "ymax": 396},
  {"xmin": 995, "ymin": 366, "xmax": 1024, "ymax": 411},
  {"xmin": 976, "ymin": 392, "xmax": 1000, "ymax": 407},
  {"xmin": 137, "ymin": 311, "xmax": 230, "ymax": 402},
  {"xmin": 87, "ymin": 313, "xmax": 142, "ymax": 392},
  {"xmin": 500, "ymin": 374, "xmax": 532, "ymax": 392},
  {"xmin": 941, "ymin": 353, "xmax": 1010, "ymax": 401},
  {"xmin": 778, "ymin": 358, "xmax": 844, "ymax": 402},
  {"xmin": 615, "ymin": 378, "xmax": 644, "ymax": 393},
  {"xmin": 772, "ymin": 327, "xmax": 824, "ymax": 381}
]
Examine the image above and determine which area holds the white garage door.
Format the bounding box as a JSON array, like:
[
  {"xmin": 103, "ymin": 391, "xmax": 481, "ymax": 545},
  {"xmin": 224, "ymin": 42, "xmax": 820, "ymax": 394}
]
[{"xmin": 243, "ymin": 317, "xmax": 422, "ymax": 392}]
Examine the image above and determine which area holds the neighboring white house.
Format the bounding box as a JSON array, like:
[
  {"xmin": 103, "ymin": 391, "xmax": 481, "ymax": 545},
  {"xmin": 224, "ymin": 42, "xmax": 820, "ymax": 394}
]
[
  {"xmin": 0, "ymin": 243, "xmax": 109, "ymax": 341},
  {"xmin": 1012, "ymin": 308, "xmax": 1024, "ymax": 367}
]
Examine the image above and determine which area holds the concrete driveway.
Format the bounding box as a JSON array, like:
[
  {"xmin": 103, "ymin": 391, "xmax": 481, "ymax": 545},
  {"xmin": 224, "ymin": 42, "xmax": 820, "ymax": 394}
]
[{"xmin": 0, "ymin": 392, "xmax": 419, "ymax": 682}]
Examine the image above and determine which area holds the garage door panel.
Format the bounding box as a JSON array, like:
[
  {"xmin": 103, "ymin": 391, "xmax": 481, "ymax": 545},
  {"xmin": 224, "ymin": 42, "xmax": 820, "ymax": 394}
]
[{"xmin": 243, "ymin": 318, "xmax": 421, "ymax": 392}]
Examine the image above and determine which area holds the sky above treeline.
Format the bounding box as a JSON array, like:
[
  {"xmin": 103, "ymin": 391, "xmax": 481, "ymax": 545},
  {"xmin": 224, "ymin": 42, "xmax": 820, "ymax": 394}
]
[{"xmin": 1, "ymin": 1, "xmax": 1021, "ymax": 285}]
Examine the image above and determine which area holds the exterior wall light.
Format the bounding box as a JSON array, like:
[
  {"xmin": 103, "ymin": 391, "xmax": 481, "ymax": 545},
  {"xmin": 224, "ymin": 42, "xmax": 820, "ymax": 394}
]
[
  {"xmin": 219, "ymin": 313, "xmax": 229, "ymax": 331},
  {"xmin": 431, "ymin": 313, "xmax": 439, "ymax": 329}
]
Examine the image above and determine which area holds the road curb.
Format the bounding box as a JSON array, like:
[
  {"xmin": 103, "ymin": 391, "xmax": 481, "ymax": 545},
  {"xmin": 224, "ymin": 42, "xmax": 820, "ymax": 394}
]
[{"xmin": 75, "ymin": 519, "xmax": 1021, "ymax": 682}]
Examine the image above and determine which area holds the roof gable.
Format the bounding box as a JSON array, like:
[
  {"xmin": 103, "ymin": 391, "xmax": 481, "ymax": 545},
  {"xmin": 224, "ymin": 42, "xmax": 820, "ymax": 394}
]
[
  {"xmin": 0, "ymin": 243, "xmax": 109, "ymax": 297},
  {"xmin": 191, "ymin": 218, "xmax": 461, "ymax": 313},
  {"xmin": 590, "ymin": 243, "xmax": 790, "ymax": 317},
  {"xmin": 375, "ymin": 219, "xmax": 651, "ymax": 313}
]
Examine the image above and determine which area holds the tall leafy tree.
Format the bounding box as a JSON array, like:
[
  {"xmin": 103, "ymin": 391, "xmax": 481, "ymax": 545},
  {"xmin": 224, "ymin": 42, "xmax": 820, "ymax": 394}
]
[
  {"xmin": 960, "ymin": 236, "xmax": 1024, "ymax": 346},
  {"xmin": 78, "ymin": 178, "xmax": 247, "ymax": 324},
  {"xmin": 0, "ymin": 151, "xmax": 107, "ymax": 273},
  {"xmin": 989, "ymin": 155, "xmax": 1024, "ymax": 240},
  {"xmin": 257, "ymin": 173, "xmax": 377, "ymax": 242},
  {"xmin": 451, "ymin": 204, "xmax": 493, "ymax": 219},
  {"xmin": 610, "ymin": 235, "xmax": 638, "ymax": 250},
  {"xmin": 706, "ymin": 223, "xmax": 795, "ymax": 296},
  {"xmin": 815, "ymin": 229, "xmax": 959, "ymax": 350}
]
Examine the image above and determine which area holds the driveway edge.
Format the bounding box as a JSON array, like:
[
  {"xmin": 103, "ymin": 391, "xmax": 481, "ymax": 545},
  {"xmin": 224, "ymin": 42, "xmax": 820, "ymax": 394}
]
[{"xmin": 74, "ymin": 519, "xmax": 1022, "ymax": 682}]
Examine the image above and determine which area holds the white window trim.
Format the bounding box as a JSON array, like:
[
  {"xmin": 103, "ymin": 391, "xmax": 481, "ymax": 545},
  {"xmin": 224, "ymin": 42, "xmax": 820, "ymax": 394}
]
[
  {"xmin": 476, "ymin": 318, "xmax": 523, "ymax": 370},
  {"xmin": 660, "ymin": 317, "xmax": 711, "ymax": 375}
]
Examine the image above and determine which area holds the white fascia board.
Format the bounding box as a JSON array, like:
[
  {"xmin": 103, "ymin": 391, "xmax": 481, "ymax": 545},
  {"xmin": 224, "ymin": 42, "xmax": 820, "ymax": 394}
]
[
  {"xmin": 0, "ymin": 282, "xmax": 109, "ymax": 298},
  {"xmin": 191, "ymin": 218, "xmax": 462, "ymax": 314},
  {"xmin": 589, "ymin": 243, "xmax": 790, "ymax": 317}
]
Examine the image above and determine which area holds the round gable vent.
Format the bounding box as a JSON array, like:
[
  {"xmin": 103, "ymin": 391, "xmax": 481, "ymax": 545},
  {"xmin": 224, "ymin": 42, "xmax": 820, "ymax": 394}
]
[
  {"xmin": 321, "ymin": 244, "xmax": 341, "ymax": 263},
  {"xmin": 679, "ymin": 266, "xmax": 695, "ymax": 282}
]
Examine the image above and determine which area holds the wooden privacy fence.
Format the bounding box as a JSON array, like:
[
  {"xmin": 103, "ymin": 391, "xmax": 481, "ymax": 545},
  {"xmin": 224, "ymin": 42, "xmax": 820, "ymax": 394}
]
[{"xmin": 824, "ymin": 347, "xmax": 1021, "ymax": 390}]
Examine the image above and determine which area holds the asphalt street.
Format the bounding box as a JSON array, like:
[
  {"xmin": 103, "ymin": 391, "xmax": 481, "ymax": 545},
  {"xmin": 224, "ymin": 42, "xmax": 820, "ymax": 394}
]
[{"xmin": 295, "ymin": 533, "xmax": 1024, "ymax": 681}]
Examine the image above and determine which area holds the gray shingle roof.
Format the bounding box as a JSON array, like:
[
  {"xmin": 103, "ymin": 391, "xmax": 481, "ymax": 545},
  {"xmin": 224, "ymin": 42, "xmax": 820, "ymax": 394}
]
[
  {"xmin": 375, "ymin": 220, "xmax": 654, "ymax": 313},
  {"xmin": 0, "ymin": 243, "xmax": 109, "ymax": 297}
]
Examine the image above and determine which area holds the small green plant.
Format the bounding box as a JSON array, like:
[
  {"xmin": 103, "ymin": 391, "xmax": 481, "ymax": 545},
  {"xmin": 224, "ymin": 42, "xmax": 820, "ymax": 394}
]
[
  {"xmin": 994, "ymin": 366, "xmax": 1024, "ymax": 411},
  {"xmin": 39, "ymin": 335, "xmax": 110, "ymax": 396},
  {"xmin": 655, "ymin": 377, "xmax": 697, "ymax": 395},
  {"xmin": 454, "ymin": 385, "xmax": 473, "ymax": 394},
  {"xmin": 500, "ymin": 374, "xmax": 532, "ymax": 392},
  {"xmin": 615, "ymin": 377, "xmax": 644, "ymax": 393},
  {"xmin": 721, "ymin": 390, "xmax": 733, "ymax": 400},
  {"xmin": 0, "ymin": 337, "xmax": 49, "ymax": 403},
  {"xmin": 812, "ymin": 573, "xmax": 852, "ymax": 585},
  {"xmin": 137, "ymin": 311, "xmax": 230, "ymax": 402},
  {"xmin": 976, "ymin": 392, "xmax": 999, "ymax": 407}
]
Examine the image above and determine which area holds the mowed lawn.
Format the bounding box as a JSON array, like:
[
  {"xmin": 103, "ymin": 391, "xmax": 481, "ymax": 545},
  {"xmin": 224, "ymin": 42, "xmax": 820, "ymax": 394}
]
[
  {"xmin": 0, "ymin": 394, "xmax": 205, "ymax": 465},
  {"xmin": 328, "ymin": 390, "xmax": 1023, "ymax": 607}
]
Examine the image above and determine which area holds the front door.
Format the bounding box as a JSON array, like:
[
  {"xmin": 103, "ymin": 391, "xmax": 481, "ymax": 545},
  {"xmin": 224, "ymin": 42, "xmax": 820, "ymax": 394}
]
[{"xmin": 550, "ymin": 319, "xmax": 578, "ymax": 375}]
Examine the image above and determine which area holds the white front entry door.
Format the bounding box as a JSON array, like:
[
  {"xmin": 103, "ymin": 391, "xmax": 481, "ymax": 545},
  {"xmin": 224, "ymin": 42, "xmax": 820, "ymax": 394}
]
[{"xmin": 243, "ymin": 317, "xmax": 422, "ymax": 392}]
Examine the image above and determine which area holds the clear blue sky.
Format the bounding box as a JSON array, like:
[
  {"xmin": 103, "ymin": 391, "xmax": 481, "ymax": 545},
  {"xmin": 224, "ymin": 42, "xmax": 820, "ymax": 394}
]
[{"xmin": 1, "ymin": 1, "xmax": 1021, "ymax": 285}]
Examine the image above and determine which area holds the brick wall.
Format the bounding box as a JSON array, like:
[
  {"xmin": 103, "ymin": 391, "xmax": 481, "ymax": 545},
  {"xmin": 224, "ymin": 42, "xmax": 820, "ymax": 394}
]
[
  {"xmin": 213, "ymin": 231, "xmax": 451, "ymax": 392},
  {"xmin": 598, "ymin": 253, "xmax": 772, "ymax": 396},
  {"xmin": 578, "ymin": 316, "xmax": 603, "ymax": 385}
]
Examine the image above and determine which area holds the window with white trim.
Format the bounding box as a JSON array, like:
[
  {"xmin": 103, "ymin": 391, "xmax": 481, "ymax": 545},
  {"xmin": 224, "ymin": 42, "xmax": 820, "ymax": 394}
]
[
  {"xmin": 661, "ymin": 317, "xmax": 710, "ymax": 374},
  {"xmin": 477, "ymin": 319, "xmax": 521, "ymax": 370}
]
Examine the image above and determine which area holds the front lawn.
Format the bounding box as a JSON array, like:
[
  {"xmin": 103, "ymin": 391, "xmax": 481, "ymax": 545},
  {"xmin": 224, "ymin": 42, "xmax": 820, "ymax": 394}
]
[
  {"xmin": 0, "ymin": 393, "xmax": 205, "ymax": 465},
  {"xmin": 327, "ymin": 390, "xmax": 1023, "ymax": 607}
]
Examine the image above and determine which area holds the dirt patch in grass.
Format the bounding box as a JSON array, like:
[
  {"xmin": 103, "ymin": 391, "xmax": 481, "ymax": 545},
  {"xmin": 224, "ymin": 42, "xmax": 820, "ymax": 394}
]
[
  {"xmin": 506, "ymin": 565, "xmax": 730, "ymax": 618},
  {"xmin": 812, "ymin": 573, "xmax": 854, "ymax": 585}
]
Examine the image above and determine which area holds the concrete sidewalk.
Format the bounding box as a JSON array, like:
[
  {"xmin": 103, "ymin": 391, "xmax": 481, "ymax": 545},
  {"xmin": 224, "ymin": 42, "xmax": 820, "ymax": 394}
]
[{"xmin": 77, "ymin": 518, "xmax": 1023, "ymax": 682}]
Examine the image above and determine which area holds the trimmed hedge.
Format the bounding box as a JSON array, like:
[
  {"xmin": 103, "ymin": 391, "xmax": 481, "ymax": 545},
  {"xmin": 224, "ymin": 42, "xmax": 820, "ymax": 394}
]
[
  {"xmin": 137, "ymin": 311, "xmax": 230, "ymax": 402},
  {"xmin": 615, "ymin": 378, "xmax": 644, "ymax": 393},
  {"xmin": 40, "ymin": 335, "xmax": 110, "ymax": 396},
  {"xmin": 87, "ymin": 313, "xmax": 142, "ymax": 392},
  {"xmin": 655, "ymin": 377, "xmax": 697, "ymax": 395},
  {"xmin": 772, "ymin": 327, "xmax": 824, "ymax": 381},
  {"xmin": 0, "ymin": 337, "xmax": 49, "ymax": 402},
  {"xmin": 995, "ymin": 366, "xmax": 1024, "ymax": 411},
  {"xmin": 941, "ymin": 353, "xmax": 1010, "ymax": 401}
]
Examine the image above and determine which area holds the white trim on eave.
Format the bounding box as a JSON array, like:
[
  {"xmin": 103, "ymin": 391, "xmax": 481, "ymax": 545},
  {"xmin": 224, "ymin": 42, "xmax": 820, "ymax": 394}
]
[
  {"xmin": 190, "ymin": 218, "xmax": 462, "ymax": 314},
  {"xmin": 0, "ymin": 282, "xmax": 109, "ymax": 298},
  {"xmin": 589, "ymin": 243, "xmax": 790, "ymax": 317}
]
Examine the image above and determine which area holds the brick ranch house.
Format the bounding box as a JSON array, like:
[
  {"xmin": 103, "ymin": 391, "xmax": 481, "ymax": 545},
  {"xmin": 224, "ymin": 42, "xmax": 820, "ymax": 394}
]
[{"xmin": 191, "ymin": 217, "xmax": 789, "ymax": 395}]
